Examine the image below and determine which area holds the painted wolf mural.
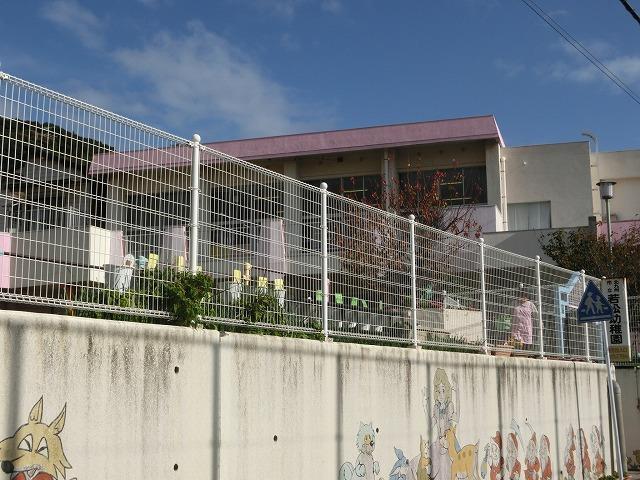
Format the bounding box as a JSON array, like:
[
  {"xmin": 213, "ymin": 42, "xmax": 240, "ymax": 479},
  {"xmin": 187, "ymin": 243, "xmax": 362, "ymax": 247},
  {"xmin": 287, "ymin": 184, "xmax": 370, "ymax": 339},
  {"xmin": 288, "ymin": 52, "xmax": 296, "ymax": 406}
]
[{"xmin": 0, "ymin": 397, "xmax": 74, "ymax": 480}]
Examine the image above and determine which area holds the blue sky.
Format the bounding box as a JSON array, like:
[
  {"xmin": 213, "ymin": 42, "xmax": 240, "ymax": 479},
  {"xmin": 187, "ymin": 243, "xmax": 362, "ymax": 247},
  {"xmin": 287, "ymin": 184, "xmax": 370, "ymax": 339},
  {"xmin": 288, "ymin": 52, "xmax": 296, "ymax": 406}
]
[{"xmin": 1, "ymin": 0, "xmax": 639, "ymax": 151}]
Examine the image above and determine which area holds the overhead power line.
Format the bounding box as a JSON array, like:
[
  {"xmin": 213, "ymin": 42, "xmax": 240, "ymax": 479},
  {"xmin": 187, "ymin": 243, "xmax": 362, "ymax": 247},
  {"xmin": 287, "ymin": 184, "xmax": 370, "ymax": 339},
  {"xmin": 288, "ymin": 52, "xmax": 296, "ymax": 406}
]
[
  {"xmin": 518, "ymin": 0, "xmax": 640, "ymax": 106},
  {"xmin": 618, "ymin": 0, "xmax": 640, "ymax": 26}
]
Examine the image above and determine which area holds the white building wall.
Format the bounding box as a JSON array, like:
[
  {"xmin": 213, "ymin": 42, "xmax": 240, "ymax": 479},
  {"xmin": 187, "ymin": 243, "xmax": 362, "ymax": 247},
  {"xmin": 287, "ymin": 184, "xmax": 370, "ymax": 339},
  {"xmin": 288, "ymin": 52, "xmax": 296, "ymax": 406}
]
[
  {"xmin": 592, "ymin": 150, "xmax": 640, "ymax": 221},
  {"xmin": 502, "ymin": 142, "xmax": 593, "ymax": 229}
]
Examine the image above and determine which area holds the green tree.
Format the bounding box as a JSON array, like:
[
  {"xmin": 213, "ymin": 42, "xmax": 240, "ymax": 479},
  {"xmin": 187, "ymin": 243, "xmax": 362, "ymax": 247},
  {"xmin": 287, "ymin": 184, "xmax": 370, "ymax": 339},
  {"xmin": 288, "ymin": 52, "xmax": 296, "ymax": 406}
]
[{"xmin": 540, "ymin": 227, "xmax": 640, "ymax": 296}]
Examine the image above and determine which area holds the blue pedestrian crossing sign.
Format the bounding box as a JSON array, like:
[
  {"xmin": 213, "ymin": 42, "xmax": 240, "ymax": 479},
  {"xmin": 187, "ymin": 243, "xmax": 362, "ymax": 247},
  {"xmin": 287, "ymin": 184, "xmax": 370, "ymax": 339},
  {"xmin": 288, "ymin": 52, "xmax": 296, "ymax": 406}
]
[{"xmin": 577, "ymin": 280, "xmax": 614, "ymax": 323}]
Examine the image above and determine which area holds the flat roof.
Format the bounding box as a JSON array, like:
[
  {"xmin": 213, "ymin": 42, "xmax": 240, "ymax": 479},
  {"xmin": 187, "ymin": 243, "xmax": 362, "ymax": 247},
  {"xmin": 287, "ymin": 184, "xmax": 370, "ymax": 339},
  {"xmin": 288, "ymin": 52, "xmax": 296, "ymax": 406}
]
[{"xmin": 90, "ymin": 115, "xmax": 504, "ymax": 175}]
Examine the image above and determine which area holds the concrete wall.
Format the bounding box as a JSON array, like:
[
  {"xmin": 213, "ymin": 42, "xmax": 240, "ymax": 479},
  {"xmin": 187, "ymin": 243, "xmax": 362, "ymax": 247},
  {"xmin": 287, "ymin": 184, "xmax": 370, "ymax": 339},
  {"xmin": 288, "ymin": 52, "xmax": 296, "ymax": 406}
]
[
  {"xmin": 617, "ymin": 367, "xmax": 640, "ymax": 468},
  {"xmin": 482, "ymin": 227, "xmax": 586, "ymax": 263},
  {"xmin": 0, "ymin": 311, "xmax": 612, "ymax": 480},
  {"xmin": 503, "ymin": 142, "xmax": 593, "ymax": 229}
]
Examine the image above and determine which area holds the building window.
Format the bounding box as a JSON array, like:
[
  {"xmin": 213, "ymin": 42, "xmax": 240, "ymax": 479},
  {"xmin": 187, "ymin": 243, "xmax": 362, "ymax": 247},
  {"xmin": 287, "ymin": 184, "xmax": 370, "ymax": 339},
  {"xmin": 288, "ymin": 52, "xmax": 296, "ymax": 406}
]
[
  {"xmin": 507, "ymin": 201, "xmax": 551, "ymax": 230},
  {"xmin": 301, "ymin": 176, "xmax": 380, "ymax": 250},
  {"xmin": 210, "ymin": 182, "xmax": 284, "ymax": 249},
  {"xmin": 398, "ymin": 166, "xmax": 487, "ymax": 205},
  {"xmin": 306, "ymin": 175, "xmax": 381, "ymax": 202},
  {"xmin": 126, "ymin": 190, "xmax": 190, "ymax": 232}
]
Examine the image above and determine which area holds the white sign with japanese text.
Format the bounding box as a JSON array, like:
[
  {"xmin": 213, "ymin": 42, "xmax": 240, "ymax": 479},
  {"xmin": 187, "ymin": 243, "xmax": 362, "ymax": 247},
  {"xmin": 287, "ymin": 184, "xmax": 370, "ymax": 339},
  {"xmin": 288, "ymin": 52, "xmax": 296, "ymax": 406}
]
[{"xmin": 604, "ymin": 278, "xmax": 632, "ymax": 363}]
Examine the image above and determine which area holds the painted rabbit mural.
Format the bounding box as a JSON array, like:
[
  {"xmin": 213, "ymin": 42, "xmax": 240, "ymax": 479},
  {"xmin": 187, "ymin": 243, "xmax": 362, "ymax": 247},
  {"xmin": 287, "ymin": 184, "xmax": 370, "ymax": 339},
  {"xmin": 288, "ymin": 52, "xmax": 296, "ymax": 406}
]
[{"xmin": 337, "ymin": 369, "xmax": 607, "ymax": 480}]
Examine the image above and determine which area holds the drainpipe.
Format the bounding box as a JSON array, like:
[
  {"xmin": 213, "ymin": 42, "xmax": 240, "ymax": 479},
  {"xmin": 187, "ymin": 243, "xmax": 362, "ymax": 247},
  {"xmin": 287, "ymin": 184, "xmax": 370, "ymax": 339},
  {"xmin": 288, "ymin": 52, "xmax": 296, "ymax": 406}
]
[
  {"xmin": 613, "ymin": 378, "xmax": 628, "ymax": 476},
  {"xmin": 499, "ymin": 154, "xmax": 508, "ymax": 231}
]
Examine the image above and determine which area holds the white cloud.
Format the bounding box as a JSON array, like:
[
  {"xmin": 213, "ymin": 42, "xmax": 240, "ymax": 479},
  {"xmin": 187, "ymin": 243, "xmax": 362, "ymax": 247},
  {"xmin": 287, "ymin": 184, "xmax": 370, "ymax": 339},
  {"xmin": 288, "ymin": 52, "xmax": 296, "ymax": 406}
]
[
  {"xmin": 606, "ymin": 56, "xmax": 640, "ymax": 84},
  {"xmin": 250, "ymin": 0, "xmax": 301, "ymax": 17},
  {"xmin": 41, "ymin": 0, "xmax": 105, "ymax": 49},
  {"xmin": 280, "ymin": 33, "xmax": 301, "ymax": 51},
  {"xmin": 137, "ymin": 0, "xmax": 172, "ymax": 6},
  {"xmin": 66, "ymin": 84, "xmax": 152, "ymax": 118},
  {"xmin": 321, "ymin": 0, "xmax": 342, "ymax": 13},
  {"xmin": 237, "ymin": 0, "xmax": 341, "ymax": 17},
  {"xmin": 494, "ymin": 58, "xmax": 525, "ymax": 78},
  {"xmin": 547, "ymin": 40, "xmax": 640, "ymax": 88},
  {"xmin": 112, "ymin": 21, "xmax": 315, "ymax": 137}
]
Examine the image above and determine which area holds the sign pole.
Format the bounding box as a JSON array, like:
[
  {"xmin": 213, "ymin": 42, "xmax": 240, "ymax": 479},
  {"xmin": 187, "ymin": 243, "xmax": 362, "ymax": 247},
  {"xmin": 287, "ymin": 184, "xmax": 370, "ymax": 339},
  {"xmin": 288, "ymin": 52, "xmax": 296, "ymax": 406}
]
[
  {"xmin": 577, "ymin": 279, "xmax": 626, "ymax": 477},
  {"xmin": 601, "ymin": 322, "xmax": 625, "ymax": 478}
]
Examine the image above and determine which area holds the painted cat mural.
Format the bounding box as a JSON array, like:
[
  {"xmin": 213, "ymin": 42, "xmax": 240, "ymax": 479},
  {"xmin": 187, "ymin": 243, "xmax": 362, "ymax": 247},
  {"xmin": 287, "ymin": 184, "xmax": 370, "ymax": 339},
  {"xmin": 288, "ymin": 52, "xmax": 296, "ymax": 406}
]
[
  {"xmin": 337, "ymin": 369, "xmax": 607, "ymax": 480},
  {"xmin": 339, "ymin": 422, "xmax": 381, "ymax": 480}
]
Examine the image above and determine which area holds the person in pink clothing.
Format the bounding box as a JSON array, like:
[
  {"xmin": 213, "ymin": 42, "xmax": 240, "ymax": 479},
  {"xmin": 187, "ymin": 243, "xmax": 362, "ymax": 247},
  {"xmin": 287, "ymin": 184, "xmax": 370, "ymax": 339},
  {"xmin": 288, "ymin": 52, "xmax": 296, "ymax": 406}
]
[{"xmin": 510, "ymin": 292, "xmax": 538, "ymax": 349}]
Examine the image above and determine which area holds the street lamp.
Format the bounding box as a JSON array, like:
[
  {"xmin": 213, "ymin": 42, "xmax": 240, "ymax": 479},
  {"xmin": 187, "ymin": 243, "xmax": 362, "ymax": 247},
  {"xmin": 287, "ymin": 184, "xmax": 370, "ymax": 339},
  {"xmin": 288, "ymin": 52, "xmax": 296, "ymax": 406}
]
[
  {"xmin": 597, "ymin": 179, "xmax": 627, "ymax": 478},
  {"xmin": 597, "ymin": 180, "xmax": 616, "ymax": 253},
  {"xmin": 582, "ymin": 131, "xmax": 598, "ymax": 153}
]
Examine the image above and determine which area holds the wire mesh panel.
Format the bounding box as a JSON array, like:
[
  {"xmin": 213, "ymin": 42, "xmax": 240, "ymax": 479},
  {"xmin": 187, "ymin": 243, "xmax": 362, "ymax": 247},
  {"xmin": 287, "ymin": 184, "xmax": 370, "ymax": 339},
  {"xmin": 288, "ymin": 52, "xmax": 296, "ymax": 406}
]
[
  {"xmin": 483, "ymin": 246, "xmax": 539, "ymax": 355},
  {"xmin": 198, "ymin": 145, "xmax": 322, "ymax": 333},
  {"xmin": 326, "ymin": 193, "xmax": 413, "ymax": 342},
  {"xmin": 0, "ymin": 72, "xmax": 192, "ymax": 316},
  {"xmin": 615, "ymin": 295, "xmax": 640, "ymax": 366},
  {"xmin": 538, "ymin": 264, "xmax": 588, "ymax": 359},
  {"xmin": 414, "ymin": 225, "xmax": 483, "ymax": 351},
  {"xmin": 0, "ymin": 72, "xmax": 605, "ymax": 360},
  {"xmin": 630, "ymin": 296, "xmax": 640, "ymax": 364}
]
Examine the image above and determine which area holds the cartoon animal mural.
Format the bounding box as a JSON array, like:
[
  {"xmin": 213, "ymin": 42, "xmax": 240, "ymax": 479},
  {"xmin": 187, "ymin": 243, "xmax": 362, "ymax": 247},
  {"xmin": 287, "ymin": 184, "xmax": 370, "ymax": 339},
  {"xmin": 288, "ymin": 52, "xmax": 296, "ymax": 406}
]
[
  {"xmin": 539, "ymin": 435, "xmax": 552, "ymax": 480},
  {"xmin": 389, "ymin": 447, "xmax": 411, "ymax": 480},
  {"xmin": 578, "ymin": 428, "xmax": 592, "ymax": 480},
  {"xmin": 0, "ymin": 397, "xmax": 75, "ymax": 480},
  {"xmin": 562, "ymin": 426, "xmax": 577, "ymax": 480},
  {"xmin": 590, "ymin": 426, "xmax": 605, "ymax": 477},
  {"xmin": 445, "ymin": 426, "xmax": 479, "ymax": 480},
  {"xmin": 388, "ymin": 436, "xmax": 431, "ymax": 480},
  {"xmin": 523, "ymin": 423, "xmax": 540, "ymax": 480},
  {"xmin": 413, "ymin": 436, "xmax": 431, "ymax": 480},
  {"xmin": 337, "ymin": 370, "xmax": 607, "ymax": 480},
  {"xmin": 339, "ymin": 422, "xmax": 381, "ymax": 480},
  {"xmin": 481, "ymin": 432, "xmax": 503, "ymax": 480}
]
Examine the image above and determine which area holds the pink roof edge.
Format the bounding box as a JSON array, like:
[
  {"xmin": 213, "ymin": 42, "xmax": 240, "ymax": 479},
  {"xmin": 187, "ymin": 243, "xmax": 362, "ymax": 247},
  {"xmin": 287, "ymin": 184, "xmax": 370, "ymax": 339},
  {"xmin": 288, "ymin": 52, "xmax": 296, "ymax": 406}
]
[
  {"xmin": 205, "ymin": 114, "xmax": 505, "ymax": 160},
  {"xmin": 90, "ymin": 115, "xmax": 504, "ymax": 175}
]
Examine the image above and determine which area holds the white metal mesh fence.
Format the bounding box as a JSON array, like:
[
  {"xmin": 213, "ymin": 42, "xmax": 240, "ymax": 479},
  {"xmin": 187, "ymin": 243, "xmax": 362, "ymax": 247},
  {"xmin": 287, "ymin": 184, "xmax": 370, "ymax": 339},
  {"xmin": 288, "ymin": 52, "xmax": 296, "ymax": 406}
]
[
  {"xmin": 618, "ymin": 295, "xmax": 640, "ymax": 365},
  {"xmin": 326, "ymin": 194, "xmax": 413, "ymax": 342},
  {"xmin": 0, "ymin": 72, "xmax": 192, "ymax": 317},
  {"xmin": 0, "ymin": 71, "xmax": 606, "ymax": 360}
]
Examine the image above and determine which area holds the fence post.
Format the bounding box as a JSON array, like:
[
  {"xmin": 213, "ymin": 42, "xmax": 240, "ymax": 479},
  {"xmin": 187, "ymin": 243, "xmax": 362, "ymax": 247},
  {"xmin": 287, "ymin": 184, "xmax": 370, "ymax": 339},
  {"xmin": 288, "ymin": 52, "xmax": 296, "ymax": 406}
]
[
  {"xmin": 190, "ymin": 134, "xmax": 201, "ymax": 274},
  {"xmin": 320, "ymin": 183, "xmax": 329, "ymax": 341},
  {"xmin": 479, "ymin": 238, "xmax": 488, "ymax": 354},
  {"xmin": 409, "ymin": 214, "xmax": 418, "ymax": 348},
  {"xmin": 581, "ymin": 270, "xmax": 591, "ymax": 361},
  {"xmin": 535, "ymin": 255, "xmax": 545, "ymax": 358}
]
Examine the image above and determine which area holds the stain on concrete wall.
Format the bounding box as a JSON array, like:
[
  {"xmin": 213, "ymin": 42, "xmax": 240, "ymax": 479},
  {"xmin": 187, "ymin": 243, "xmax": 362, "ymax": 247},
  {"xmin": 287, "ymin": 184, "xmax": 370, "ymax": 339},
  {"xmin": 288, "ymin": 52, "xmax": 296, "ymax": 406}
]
[{"xmin": 0, "ymin": 312, "xmax": 611, "ymax": 480}]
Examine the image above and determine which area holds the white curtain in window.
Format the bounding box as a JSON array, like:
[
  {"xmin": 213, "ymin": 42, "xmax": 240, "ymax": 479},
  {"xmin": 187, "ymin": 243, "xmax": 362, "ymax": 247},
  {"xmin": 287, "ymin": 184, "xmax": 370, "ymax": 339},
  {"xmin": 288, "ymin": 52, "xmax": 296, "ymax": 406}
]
[{"xmin": 508, "ymin": 202, "xmax": 551, "ymax": 230}]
